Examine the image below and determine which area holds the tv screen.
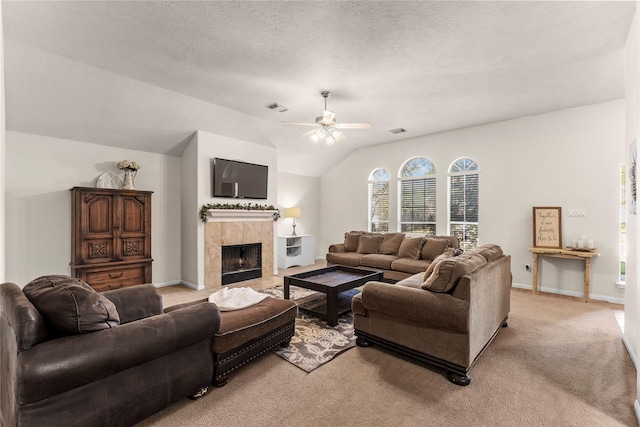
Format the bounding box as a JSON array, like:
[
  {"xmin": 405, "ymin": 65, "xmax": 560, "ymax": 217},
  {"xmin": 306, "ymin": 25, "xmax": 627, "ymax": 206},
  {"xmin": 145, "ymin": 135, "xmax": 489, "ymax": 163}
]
[{"xmin": 212, "ymin": 158, "xmax": 268, "ymax": 199}]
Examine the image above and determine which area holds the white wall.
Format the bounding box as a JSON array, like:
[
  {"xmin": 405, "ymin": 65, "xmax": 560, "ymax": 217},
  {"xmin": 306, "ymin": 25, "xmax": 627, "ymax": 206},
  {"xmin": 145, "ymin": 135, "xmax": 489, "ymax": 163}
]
[
  {"xmin": 5, "ymin": 131, "xmax": 182, "ymax": 287},
  {"xmin": 277, "ymin": 171, "xmax": 321, "ymax": 258},
  {"xmin": 321, "ymin": 100, "xmax": 626, "ymax": 302},
  {"xmin": 624, "ymin": 4, "xmax": 640, "ymax": 422},
  {"xmin": 0, "ymin": 3, "xmax": 5, "ymax": 283},
  {"xmin": 180, "ymin": 130, "xmax": 278, "ymax": 289}
]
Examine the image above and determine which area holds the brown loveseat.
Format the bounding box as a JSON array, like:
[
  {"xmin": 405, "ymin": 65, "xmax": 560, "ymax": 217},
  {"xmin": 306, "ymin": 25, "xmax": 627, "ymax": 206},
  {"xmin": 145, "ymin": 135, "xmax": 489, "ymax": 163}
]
[
  {"xmin": 326, "ymin": 231, "xmax": 459, "ymax": 281},
  {"xmin": 1, "ymin": 276, "xmax": 220, "ymax": 427},
  {"xmin": 352, "ymin": 244, "xmax": 511, "ymax": 386}
]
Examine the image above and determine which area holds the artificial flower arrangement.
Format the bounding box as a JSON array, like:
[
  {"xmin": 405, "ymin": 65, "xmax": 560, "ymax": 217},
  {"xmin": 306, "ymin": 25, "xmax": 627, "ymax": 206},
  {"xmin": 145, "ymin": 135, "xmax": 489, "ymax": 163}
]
[{"xmin": 117, "ymin": 160, "xmax": 141, "ymax": 172}]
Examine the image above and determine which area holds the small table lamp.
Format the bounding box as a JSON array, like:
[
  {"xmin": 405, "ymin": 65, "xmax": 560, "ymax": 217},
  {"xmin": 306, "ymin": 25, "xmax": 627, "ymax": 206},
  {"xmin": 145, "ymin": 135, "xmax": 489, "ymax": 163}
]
[{"xmin": 285, "ymin": 207, "xmax": 301, "ymax": 236}]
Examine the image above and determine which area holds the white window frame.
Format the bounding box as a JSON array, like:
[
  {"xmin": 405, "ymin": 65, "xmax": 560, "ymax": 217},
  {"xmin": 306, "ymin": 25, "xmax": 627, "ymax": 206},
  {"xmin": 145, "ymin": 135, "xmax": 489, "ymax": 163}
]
[
  {"xmin": 448, "ymin": 157, "xmax": 479, "ymax": 251},
  {"xmin": 398, "ymin": 157, "xmax": 437, "ymax": 234},
  {"xmin": 368, "ymin": 168, "xmax": 390, "ymax": 232}
]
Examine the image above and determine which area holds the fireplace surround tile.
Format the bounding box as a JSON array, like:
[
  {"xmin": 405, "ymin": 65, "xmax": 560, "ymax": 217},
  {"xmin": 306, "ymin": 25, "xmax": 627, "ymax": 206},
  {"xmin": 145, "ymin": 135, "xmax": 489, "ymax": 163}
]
[{"xmin": 205, "ymin": 219, "xmax": 274, "ymax": 290}]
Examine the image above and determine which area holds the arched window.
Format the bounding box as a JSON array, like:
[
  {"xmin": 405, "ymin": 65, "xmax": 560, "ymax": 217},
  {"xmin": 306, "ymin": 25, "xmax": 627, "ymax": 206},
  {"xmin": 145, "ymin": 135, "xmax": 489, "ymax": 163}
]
[
  {"xmin": 448, "ymin": 158, "xmax": 479, "ymax": 250},
  {"xmin": 368, "ymin": 168, "xmax": 390, "ymax": 232},
  {"xmin": 399, "ymin": 157, "xmax": 436, "ymax": 234}
]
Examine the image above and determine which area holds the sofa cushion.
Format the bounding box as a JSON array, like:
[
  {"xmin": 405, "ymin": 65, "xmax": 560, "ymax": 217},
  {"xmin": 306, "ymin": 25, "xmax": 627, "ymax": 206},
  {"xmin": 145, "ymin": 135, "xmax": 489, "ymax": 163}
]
[
  {"xmin": 23, "ymin": 275, "xmax": 120, "ymax": 335},
  {"xmin": 326, "ymin": 251, "xmax": 361, "ymax": 267},
  {"xmin": 379, "ymin": 233, "xmax": 406, "ymax": 255},
  {"xmin": 420, "ymin": 238, "xmax": 451, "ymax": 261},
  {"xmin": 466, "ymin": 244, "xmax": 504, "ymax": 262},
  {"xmin": 423, "ymin": 248, "xmax": 458, "ymax": 282},
  {"xmin": 391, "ymin": 258, "xmax": 431, "ymax": 274},
  {"xmin": 212, "ymin": 297, "xmax": 298, "ymax": 354},
  {"xmin": 360, "ymin": 254, "xmax": 398, "ymax": 270},
  {"xmin": 357, "ymin": 234, "xmax": 383, "ymax": 254},
  {"xmin": 397, "ymin": 237, "xmax": 424, "ymax": 259},
  {"xmin": 344, "ymin": 231, "xmax": 365, "ymax": 252},
  {"xmin": 422, "ymin": 253, "xmax": 487, "ymax": 293},
  {"xmin": 396, "ymin": 273, "xmax": 424, "ymax": 289}
]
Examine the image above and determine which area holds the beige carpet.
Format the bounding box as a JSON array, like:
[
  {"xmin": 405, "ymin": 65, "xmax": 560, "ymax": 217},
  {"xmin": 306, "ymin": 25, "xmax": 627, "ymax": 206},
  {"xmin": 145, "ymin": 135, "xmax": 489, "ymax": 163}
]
[{"xmin": 138, "ymin": 289, "xmax": 636, "ymax": 427}]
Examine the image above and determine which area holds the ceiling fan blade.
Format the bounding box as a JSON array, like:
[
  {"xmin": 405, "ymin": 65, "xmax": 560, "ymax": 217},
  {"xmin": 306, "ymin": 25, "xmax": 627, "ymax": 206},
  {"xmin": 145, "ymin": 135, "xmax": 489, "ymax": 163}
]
[
  {"xmin": 282, "ymin": 121, "xmax": 316, "ymax": 126},
  {"xmin": 322, "ymin": 110, "xmax": 336, "ymax": 125},
  {"xmin": 298, "ymin": 128, "xmax": 319, "ymax": 138},
  {"xmin": 335, "ymin": 122, "xmax": 371, "ymax": 129}
]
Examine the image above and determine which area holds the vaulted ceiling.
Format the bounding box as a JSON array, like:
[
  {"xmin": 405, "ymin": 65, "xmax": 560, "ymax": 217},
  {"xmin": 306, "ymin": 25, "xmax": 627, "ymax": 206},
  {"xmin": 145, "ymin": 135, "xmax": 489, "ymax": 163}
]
[{"xmin": 3, "ymin": 1, "xmax": 635, "ymax": 176}]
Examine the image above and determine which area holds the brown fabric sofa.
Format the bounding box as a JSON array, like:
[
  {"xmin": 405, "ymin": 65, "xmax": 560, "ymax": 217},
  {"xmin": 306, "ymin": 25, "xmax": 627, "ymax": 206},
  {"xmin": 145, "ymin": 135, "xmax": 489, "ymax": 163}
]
[
  {"xmin": 352, "ymin": 244, "xmax": 512, "ymax": 386},
  {"xmin": 326, "ymin": 231, "xmax": 459, "ymax": 281},
  {"xmin": 1, "ymin": 277, "xmax": 219, "ymax": 427}
]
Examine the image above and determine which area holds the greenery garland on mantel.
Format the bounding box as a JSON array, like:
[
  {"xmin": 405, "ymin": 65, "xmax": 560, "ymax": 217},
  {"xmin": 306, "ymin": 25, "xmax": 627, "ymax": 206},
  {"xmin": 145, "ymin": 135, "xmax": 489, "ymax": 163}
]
[{"xmin": 200, "ymin": 203, "xmax": 280, "ymax": 222}]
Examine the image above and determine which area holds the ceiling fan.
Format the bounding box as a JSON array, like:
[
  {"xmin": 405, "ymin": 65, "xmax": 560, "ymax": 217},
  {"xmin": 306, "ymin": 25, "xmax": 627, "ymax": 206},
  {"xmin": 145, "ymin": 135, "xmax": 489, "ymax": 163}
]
[{"xmin": 282, "ymin": 91, "xmax": 371, "ymax": 144}]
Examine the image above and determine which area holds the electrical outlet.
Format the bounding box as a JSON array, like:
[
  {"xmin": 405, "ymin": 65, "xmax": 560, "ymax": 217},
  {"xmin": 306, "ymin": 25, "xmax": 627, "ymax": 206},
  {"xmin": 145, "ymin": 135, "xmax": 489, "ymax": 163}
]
[{"xmin": 525, "ymin": 264, "xmax": 531, "ymax": 272}]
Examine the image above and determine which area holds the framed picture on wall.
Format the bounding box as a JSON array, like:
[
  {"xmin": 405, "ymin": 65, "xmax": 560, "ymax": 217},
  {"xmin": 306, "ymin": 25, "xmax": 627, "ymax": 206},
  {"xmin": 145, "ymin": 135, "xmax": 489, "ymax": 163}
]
[{"xmin": 533, "ymin": 207, "xmax": 562, "ymax": 248}]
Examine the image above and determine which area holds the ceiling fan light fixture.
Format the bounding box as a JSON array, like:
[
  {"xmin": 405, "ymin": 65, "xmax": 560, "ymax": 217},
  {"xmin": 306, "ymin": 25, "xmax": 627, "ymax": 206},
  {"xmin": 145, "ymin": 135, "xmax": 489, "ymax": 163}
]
[{"xmin": 282, "ymin": 90, "xmax": 370, "ymax": 144}]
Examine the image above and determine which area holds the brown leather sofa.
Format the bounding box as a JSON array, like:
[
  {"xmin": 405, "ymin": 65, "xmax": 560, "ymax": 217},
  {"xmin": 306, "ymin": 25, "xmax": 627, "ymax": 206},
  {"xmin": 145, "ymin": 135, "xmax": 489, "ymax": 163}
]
[
  {"xmin": 1, "ymin": 277, "xmax": 220, "ymax": 427},
  {"xmin": 352, "ymin": 244, "xmax": 511, "ymax": 386}
]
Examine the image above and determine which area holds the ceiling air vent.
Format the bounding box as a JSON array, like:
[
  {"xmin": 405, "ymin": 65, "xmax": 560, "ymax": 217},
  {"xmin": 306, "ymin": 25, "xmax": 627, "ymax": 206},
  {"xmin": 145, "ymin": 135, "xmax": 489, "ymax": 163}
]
[
  {"xmin": 267, "ymin": 103, "xmax": 288, "ymax": 113},
  {"xmin": 389, "ymin": 128, "xmax": 407, "ymax": 134}
]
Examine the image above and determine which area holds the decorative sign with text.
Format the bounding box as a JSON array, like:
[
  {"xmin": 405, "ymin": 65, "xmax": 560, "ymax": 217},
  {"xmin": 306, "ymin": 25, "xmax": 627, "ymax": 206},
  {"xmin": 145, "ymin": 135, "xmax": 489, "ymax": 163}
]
[{"xmin": 533, "ymin": 207, "xmax": 562, "ymax": 248}]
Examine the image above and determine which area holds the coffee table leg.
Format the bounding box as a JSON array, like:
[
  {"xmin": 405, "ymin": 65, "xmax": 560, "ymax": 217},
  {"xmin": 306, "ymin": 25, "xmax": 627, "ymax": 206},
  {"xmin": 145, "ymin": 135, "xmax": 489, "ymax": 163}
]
[
  {"xmin": 284, "ymin": 278, "xmax": 290, "ymax": 300},
  {"xmin": 327, "ymin": 288, "xmax": 338, "ymax": 327}
]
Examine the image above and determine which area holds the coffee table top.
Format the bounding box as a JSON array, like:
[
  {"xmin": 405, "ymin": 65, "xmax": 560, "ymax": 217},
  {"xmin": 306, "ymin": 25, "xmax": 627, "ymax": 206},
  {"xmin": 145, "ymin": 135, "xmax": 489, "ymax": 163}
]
[{"xmin": 285, "ymin": 265, "xmax": 382, "ymax": 290}]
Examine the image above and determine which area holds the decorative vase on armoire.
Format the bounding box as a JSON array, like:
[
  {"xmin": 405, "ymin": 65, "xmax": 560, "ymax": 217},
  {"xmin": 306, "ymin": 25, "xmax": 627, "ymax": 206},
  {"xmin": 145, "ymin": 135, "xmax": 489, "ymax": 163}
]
[
  {"xmin": 122, "ymin": 169, "xmax": 135, "ymax": 190},
  {"xmin": 117, "ymin": 160, "xmax": 140, "ymax": 190}
]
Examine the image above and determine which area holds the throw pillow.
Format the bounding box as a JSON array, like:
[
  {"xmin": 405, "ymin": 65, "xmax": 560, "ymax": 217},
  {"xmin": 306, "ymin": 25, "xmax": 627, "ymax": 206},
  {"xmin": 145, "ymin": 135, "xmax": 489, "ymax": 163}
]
[
  {"xmin": 420, "ymin": 238, "xmax": 451, "ymax": 261},
  {"xmin": 379, "ymin": 233, "xmax": 406, "ymax": 255},
  {"xmin": 466, "ymin": 244, "xmax": 504, "ymax": 262},
  {"xmin": 397, "ymin": 237, "xmax": 425, "ymax": 259},
  {"xmin": 357, "ymin": 234, "xmax": 383, "ymax": 254},
  {"xmin": 423, "ymin": 248, "xmax": 457, "ymax": 282},
  {"xmin": 422, "ymin": 253, "xmax": 487, "ymax": 293},
  {"xmin": 23, "ymin": 275, "xmax": 120, "ymax": 335},
  {"xmin": 344, "ymin": 231, "xmax": 365, "ymax": 252}
]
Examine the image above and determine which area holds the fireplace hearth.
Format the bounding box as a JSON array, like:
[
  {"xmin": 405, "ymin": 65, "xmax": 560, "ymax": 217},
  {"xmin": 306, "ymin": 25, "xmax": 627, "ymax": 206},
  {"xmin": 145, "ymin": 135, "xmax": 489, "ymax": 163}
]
[{"xmin": 222, "ymin": 243, "xmax": 262, "ymax": 285}]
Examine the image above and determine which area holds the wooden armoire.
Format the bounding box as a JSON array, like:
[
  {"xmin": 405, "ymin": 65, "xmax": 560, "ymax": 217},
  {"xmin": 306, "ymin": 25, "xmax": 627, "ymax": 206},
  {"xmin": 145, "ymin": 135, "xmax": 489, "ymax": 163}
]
[{"xmin": 70, "ymin": 187, "xmax": 153, "ymax": 292}]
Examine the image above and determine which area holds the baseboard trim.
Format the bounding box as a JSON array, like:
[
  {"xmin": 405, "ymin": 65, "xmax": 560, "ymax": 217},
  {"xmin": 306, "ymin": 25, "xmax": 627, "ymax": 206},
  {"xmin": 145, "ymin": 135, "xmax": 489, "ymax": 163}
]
[
  {"xmin": 511, "ymin": 282, "xmax": 624, "ymax": 304},
  {"xmin": 622, "ymin": 334, "xmax": 638, "ymax": 370},
  {"xmin": 179, "ymin": 280, "xmax": 204, "ymax": 291},
  {"xmin": 153, "ymin": 280, "xmax": 182, "ymax": 288}
]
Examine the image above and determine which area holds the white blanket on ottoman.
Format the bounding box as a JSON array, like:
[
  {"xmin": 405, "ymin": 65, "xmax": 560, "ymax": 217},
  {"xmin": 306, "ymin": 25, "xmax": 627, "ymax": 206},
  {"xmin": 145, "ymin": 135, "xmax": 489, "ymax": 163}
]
[{"xmin": 208, "ymin": 287, "xmax": 270, "ymax": 311}]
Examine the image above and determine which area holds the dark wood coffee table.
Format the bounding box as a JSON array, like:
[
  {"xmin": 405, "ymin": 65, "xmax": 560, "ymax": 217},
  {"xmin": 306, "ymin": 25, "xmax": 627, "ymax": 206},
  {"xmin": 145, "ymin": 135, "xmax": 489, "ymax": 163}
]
[{"xmin": 284, "ymin": 265, "xmax": 383, "ymax": 326}]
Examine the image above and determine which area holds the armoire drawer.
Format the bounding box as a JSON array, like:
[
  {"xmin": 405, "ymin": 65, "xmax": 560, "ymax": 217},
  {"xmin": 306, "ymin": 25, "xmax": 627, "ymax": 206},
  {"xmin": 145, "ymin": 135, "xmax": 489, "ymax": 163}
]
[{"xmin": 84, "ymin": 266, "xmax": 147, "ymax": 292}]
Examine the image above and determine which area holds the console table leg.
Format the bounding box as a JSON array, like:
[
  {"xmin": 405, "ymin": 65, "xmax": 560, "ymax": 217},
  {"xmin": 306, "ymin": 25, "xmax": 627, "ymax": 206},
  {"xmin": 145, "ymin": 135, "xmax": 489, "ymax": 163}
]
[
  {"xmin": 532, "ymin": 253, "xmax": 539, "ymax": 295},
  {"xmin": 584, "ymin": 258, "xmax": 591, "ymax": 303}
]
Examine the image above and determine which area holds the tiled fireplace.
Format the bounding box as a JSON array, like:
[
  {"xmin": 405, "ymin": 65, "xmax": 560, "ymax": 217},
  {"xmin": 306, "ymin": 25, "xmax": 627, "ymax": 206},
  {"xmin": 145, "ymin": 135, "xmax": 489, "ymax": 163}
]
[{"xmin": 204, "ymin": 210, "xmax": 276, "ymax": 290}]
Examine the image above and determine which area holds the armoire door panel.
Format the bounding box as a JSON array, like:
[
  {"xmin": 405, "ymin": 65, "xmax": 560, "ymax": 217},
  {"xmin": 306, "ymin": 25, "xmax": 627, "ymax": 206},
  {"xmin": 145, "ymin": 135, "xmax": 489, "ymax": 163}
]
[
  {"xmin": 84, "ymin": 195, "xmax": 115, "ymax": 237},
  {"xmin": 120, "ymin": 196, "xmax": 146, "ymax": 234},
  {"xmin": 83, "ymin": 239, "xmax": 115, "ymax": 263}
]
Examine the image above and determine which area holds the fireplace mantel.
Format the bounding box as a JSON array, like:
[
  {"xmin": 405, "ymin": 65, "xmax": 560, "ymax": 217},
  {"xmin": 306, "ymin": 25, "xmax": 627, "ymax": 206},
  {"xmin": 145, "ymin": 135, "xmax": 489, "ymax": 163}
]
[{"xmin": 206, "ymin": 209, "xmax": 278, "ymax": 221}]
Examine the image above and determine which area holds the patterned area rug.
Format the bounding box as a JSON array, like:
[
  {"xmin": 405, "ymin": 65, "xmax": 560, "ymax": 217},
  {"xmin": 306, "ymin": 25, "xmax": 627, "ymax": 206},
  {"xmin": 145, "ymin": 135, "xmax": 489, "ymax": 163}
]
[{"xmin": 259, "ymin": 286, "xmax": 357, "ymax": 372}]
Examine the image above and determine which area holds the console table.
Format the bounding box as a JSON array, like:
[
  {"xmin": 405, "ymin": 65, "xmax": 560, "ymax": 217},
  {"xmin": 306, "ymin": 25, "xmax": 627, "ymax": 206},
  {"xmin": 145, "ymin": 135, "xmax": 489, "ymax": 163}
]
[{"xmin": 527, "ymin": 247, "xmax": 600, "ymax": 302}]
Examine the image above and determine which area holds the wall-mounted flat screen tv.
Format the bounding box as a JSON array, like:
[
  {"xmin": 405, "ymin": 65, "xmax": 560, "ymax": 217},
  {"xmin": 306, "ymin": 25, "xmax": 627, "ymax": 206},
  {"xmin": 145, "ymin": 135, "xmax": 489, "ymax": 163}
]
[{"xmin": 212, "ymin": 158, "xmax": 268, "ymax": 199}]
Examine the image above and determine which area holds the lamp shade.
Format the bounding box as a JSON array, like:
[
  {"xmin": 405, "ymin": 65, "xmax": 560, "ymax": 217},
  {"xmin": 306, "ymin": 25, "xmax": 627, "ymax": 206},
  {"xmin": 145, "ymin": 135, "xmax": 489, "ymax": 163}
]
[{"xmin": 285, "ymin": 207, "xmax": 301, "ymax": 219}]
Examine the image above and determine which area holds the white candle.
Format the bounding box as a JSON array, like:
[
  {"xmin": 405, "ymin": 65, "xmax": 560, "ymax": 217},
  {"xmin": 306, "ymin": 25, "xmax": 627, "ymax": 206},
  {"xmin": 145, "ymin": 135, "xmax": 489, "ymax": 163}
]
[
  {"xmin": 577, "ymin": 239, "xmax": 584, "ymax": 249},
  {"xmin": 587, "ymin": 237, "xmax": 595, "ymax": 249}
]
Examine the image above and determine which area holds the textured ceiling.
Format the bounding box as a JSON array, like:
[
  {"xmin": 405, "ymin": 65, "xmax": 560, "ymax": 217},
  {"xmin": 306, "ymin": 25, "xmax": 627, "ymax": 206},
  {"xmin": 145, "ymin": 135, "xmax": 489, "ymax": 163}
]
[{"xmin": 2, "ymin": 1, "xmax": 636, "ymax": 176}]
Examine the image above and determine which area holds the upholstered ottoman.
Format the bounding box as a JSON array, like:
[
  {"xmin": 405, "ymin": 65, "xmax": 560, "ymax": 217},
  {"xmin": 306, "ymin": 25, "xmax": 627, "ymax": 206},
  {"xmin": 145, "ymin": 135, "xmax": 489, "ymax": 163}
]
[
  {"xmin": 166, "ymin": 295, "xmax": 297, "ymax": 386},
  {"xmin": 212, "ymin": 296, "xmax": 297, "ymax": 386}
]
